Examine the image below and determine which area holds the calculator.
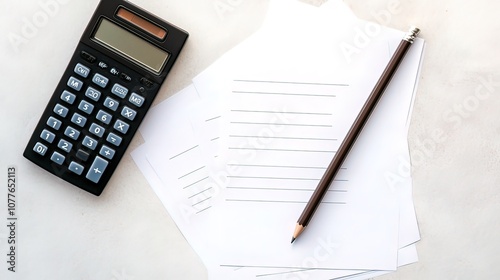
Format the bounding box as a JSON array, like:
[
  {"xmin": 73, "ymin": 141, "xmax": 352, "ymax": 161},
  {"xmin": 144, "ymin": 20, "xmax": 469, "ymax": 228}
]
[{"xmin": 23, "ymin": 0, "xmax": 188, "ymax": 195}]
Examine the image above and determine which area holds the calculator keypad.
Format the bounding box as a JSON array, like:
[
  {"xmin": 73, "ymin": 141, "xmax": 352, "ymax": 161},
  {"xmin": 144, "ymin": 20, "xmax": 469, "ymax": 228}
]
[{"xmin": 25, "ymin": 49, "xmax": 153, "ymax": 194}]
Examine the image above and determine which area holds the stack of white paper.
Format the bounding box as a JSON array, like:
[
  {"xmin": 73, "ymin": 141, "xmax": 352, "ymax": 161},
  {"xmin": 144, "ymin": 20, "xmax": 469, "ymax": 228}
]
[{"xmin": 131, "ymin": 0, "xmax": 425, "ymax": 279}]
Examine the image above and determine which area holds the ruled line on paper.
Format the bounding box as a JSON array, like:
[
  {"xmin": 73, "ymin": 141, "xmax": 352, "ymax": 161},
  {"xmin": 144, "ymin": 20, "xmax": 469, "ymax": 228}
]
[
  {"xmin": 183, "ymin": 176, "xmax": 210, "ymax": 189},
  {"xmin": 178, "ymin": 166, "xmax": 206, "ymax": 179},
  {"xmin": 228, "ymin": 147, "xmax": 336, "ymax": 153},
  {"xmin": 170, "ymin": 145, "xmax": 199, "ymax": 160},
  {"xmin": 233, "ymin": 79, "xmax": 350, "ymax": 87},
  {"xmin": 231, "ymin": 109, "xmax": 333, "ymax": 116},
  {"xmin": 232, "ymin": 90, "xmax": 337, "ymax": 98},
  {"xmin": 226, "ymin": 199, "xmax": 347, "ymax": 205}
]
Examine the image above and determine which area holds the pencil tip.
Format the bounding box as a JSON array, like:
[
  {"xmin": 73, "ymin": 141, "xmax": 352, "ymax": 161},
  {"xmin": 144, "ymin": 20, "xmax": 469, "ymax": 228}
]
[{"xmin": 291, "ymin": 237, "xmax": 296, "ymax": 244}]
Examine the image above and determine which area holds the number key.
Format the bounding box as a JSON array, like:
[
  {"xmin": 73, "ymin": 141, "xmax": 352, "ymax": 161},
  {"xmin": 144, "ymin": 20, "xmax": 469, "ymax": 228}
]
[
  {"xmin": 82, "ymin": 136, "xmax": 98, "ymax": 150},
  {"xmin": 60, "ymin": 90, "xmax": 76, "ymax": 104},
  {"xmin": 47, "ymin": 117, "xmax": 62, "ymax": 130},
  {"xmin": 40, "ymin": 129, "xmax": 55, "ymax": 143},
  {"xmin": 89, "ymin": 123, "xmax": 105, "ymax": 137},
  {"xmin": 85, "ymin": 87, "xmax": 101, "ymax": 102},
  {"xmin": 33, "ymin": 142, "xmax": 48, "ymax": 156},
  {"xmin": 64, "ymin": 126, "xmax": 80, "ymax": 140},
  {"xmin": 96, "ymin": 110, "xmax": 112, "ymax": 125},
  {"xmin": 54, "ymin": 104, "xmax": 69, "ymax": 118},
  {"xmin": 78, "ymin": 100, "xmax": 94, "ymax": 115},
  {"xmin": 103, "ymin": 97, "xmax": 119, "ymax": 111},
  {"xmin": 71, "ymin": 113, "xmax": 87, "ymax": 128},
  {"xmin": 57, "ymin": 139, "xmax": 73, "ymax": 153}
]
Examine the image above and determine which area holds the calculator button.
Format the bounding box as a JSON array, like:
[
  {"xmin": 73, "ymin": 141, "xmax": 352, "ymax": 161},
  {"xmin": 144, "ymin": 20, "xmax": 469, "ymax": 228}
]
[
  {"xmin": 111, "ymin": 83, "xmax": 129, "ymax": 99},
  {"xmin": 86, "ymin": 156, "xmax": 108, "ymax": 183},
  {"xmin": 33, "ymin": 142, "xmax": 48, "ymax": 156},
  {"xmin": 106, "ymin": 133, "xmax": 122, "ymax": 146},
  {"xmin": 129, "ymin": 93, "xmax": 145, "ymax": 107},
  {"xmin": 140, "ymin": 77, "xmax": 154, "ymax": 88},
  {"xmin": 64, "ymin": 126, "xmax": 80, "ymax": 140},
  {"xmin": 82, "ymin": 136, "xmax": 98, "ymax": 150},
  {"xmin": 78, "ymin": 100, "xmax": 94, "ymax": 115},
  {"xmin": 96, "ymin": 110, "xmax": 112, "ymax": 125},
  {"xmin": 99, "ymin": 145, "xmax": 115, "ymax": 160},
  {"xmin": 74, "ymin": 63, "xmax": 90, "ymax": 78},
  {"xmin": 76, "ymin": 149, "xmax": 90, "ymax": 162},
  {"xmin": 121, "ymin": 106, "xmax": 137, "ymax": 121},
  {"xmin": 85, "ymin": 87, "xmax": 101, "ymax": 102},
  {"xmin": 71, "ymin": 113, "xmax": 87, "ymax": 128},
  {"xmin": 81, "ymin": 51, "xmax": 96, "ymax": 63},
  {"xmin": 60, "ymin": 90, "xmax": 76, "ymax": 104},
  {"xmin": 47, "ymin": 117, "xmax": 62, "ymax": 130},
  {"xmin": 40, "ymin": 129, "xmax": 56, "ymax": 143},
  {"xmin": 89, "ymin": 123, "xmax": 105, "ymax": 137},
  {"xmin": 113, "ymin": 120, "xmax": 130, "ymax": 134},
  {"xmin": 54, "ymin": 104, "xmax": 69, "ymax": 118},
  {"xmin": 92, "ymin": 73, "xmax": 109, "ymax": 88},
  {"xmin": 103, "ymin": 97, "xmax": 119, "ymax": 111},
  {"xmin": 50, "ymin": 151, "xmax": 65, "ymax": 165},
  {"xmin": 120, "ymin": 73, "xmax": 132, "ymax": 82},
  {"xmin": 67, "ymin": 76, "xmax": 83, "ymax": 91},
  {"xmin": 69, "ymin": 162, "xmax": 84, "ymax": 175},
  {"xmin": 57, "ymin": 139, "xmax": 73, "ymax": 153}
]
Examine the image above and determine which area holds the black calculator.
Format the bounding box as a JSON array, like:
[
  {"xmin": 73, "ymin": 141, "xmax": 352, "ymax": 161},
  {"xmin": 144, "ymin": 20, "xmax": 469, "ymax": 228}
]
[{"xmin": 23, "ymin": 0, "xmax": 188, "ymax": 195}]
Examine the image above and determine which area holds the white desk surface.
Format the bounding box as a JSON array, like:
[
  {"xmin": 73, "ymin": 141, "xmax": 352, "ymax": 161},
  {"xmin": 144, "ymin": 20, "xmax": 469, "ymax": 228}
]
[{"xmin": 1, "ymin": 0, "xmax": 499, "ymax": 279}]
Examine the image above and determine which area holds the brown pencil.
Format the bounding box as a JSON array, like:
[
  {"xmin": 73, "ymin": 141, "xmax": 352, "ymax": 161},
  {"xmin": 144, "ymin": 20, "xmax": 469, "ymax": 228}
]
[{"xmin": 291, "ymin": 26, "xmax": 421, "ymax": 243}]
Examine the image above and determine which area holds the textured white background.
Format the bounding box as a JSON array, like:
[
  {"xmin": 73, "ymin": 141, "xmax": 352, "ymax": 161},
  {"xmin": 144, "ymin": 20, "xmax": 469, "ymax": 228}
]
[{"xmin": 0, "ymin": 0, "xmax": 499, "ymax": 279}]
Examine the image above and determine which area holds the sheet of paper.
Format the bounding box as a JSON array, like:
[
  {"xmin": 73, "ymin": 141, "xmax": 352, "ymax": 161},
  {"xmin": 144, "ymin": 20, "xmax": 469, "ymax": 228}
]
[{"xmin": 129, "ymin": 0, "xmax": 425, "ymax": 278}]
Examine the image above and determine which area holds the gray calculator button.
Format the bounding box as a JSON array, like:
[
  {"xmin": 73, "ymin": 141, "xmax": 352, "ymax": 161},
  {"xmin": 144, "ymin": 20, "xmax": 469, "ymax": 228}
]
[
  {"xmin": 103, "ymin": 97, "xmax": 119, "ymax": 111},
  {"xmin": 71, "ymin": 112, "xmax": 87, "ymax": 128},
  {"xmin": 69, "ymin": 162, "xmax": 84, "ymax": 175},
  {"xmin": 60, "ymin": 90, "xmax": 76, "ymax": 104},
  {"xmin": 96, "ymin": 110, "xmax": 112, "ymax": 125},
  {"xmin": 74, "ymin": 63, "xmax": 90, "ymax": 78},
  {"xmin": 99, "ymin": 145, "xmax": 115, "ymax": 160},
  {"xmin": 33, "ymin": 142, "xmax": 48, "ymax": 156},
  {"xmin": 121, "ymin": 106, "xmax": 137, "ymax": 121},
  {"xmin": 78, "ymin": 100, "xmax": 94, "ymax": 115},
  {"xmin": 111, "ymin": 83, "xmax": 129, "ymax": 99},
  {"xmin": 54, "ymin": 104, "xmax": 69, "ymax": 118},
  {"xmin": 67, "ymin": 76, "xmax": 83, "ymax": 91},
  {"xmin": 76, "ymin": 149, "xmax": 90, "ymax": 162},
  {"xmin": 85, "ymin": 87, "xmax": 101, "ymax": 102},
  {"xmin": 86, "ymin": 156, "xmax": 108, "ymax": 183},
  {"xmin": 129, "ymin": 93, "xmax": 145, "ymax": 107},
  {"xmin": 64, "ymin": 126, "xmax": 80, "ymax": 140},
  {"xmin": 40, "ymin": 129, "xmax": 56, "ymax": 143},
  {"xmin": 82, "ymin": 136, "xmax": 98, "ymax": 150},
  {"xmin": 89, "ymin": 123, "xmax": 105, "ymax": 137},
  {"xmin": 47, "ymin": 117, "xmax": 62, "ymax": 130},
  {"xmin": 106, "ymin": 132, "xmax": 122, "ymax": 146},
  {"xmin": 113, "ymin": 120, "xmax": 130, "ymax": 134},
  {"xmin": 92, "ymin": 73, "xmax": 109, "ymax": 88},
  {"xmin": 50, "ymin": 151, "xmax": 65, "ymax": 165},
  {"xmin": 57, "ymin": 139, "xmax": 73, "ymax": 153}
]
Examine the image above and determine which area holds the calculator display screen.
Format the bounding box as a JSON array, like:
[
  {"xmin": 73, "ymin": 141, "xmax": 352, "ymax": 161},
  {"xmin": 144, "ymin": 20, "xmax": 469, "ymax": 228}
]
[{"xmin": 92, "ymin": 18, "xmax": 169, "ymax": 73}]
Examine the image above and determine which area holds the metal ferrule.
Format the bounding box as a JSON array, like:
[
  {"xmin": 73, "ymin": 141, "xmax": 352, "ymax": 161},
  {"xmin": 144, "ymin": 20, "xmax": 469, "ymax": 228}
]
[{"xmin": 403, "ymin": 26, "xmax": 420, "ymax": 43}]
